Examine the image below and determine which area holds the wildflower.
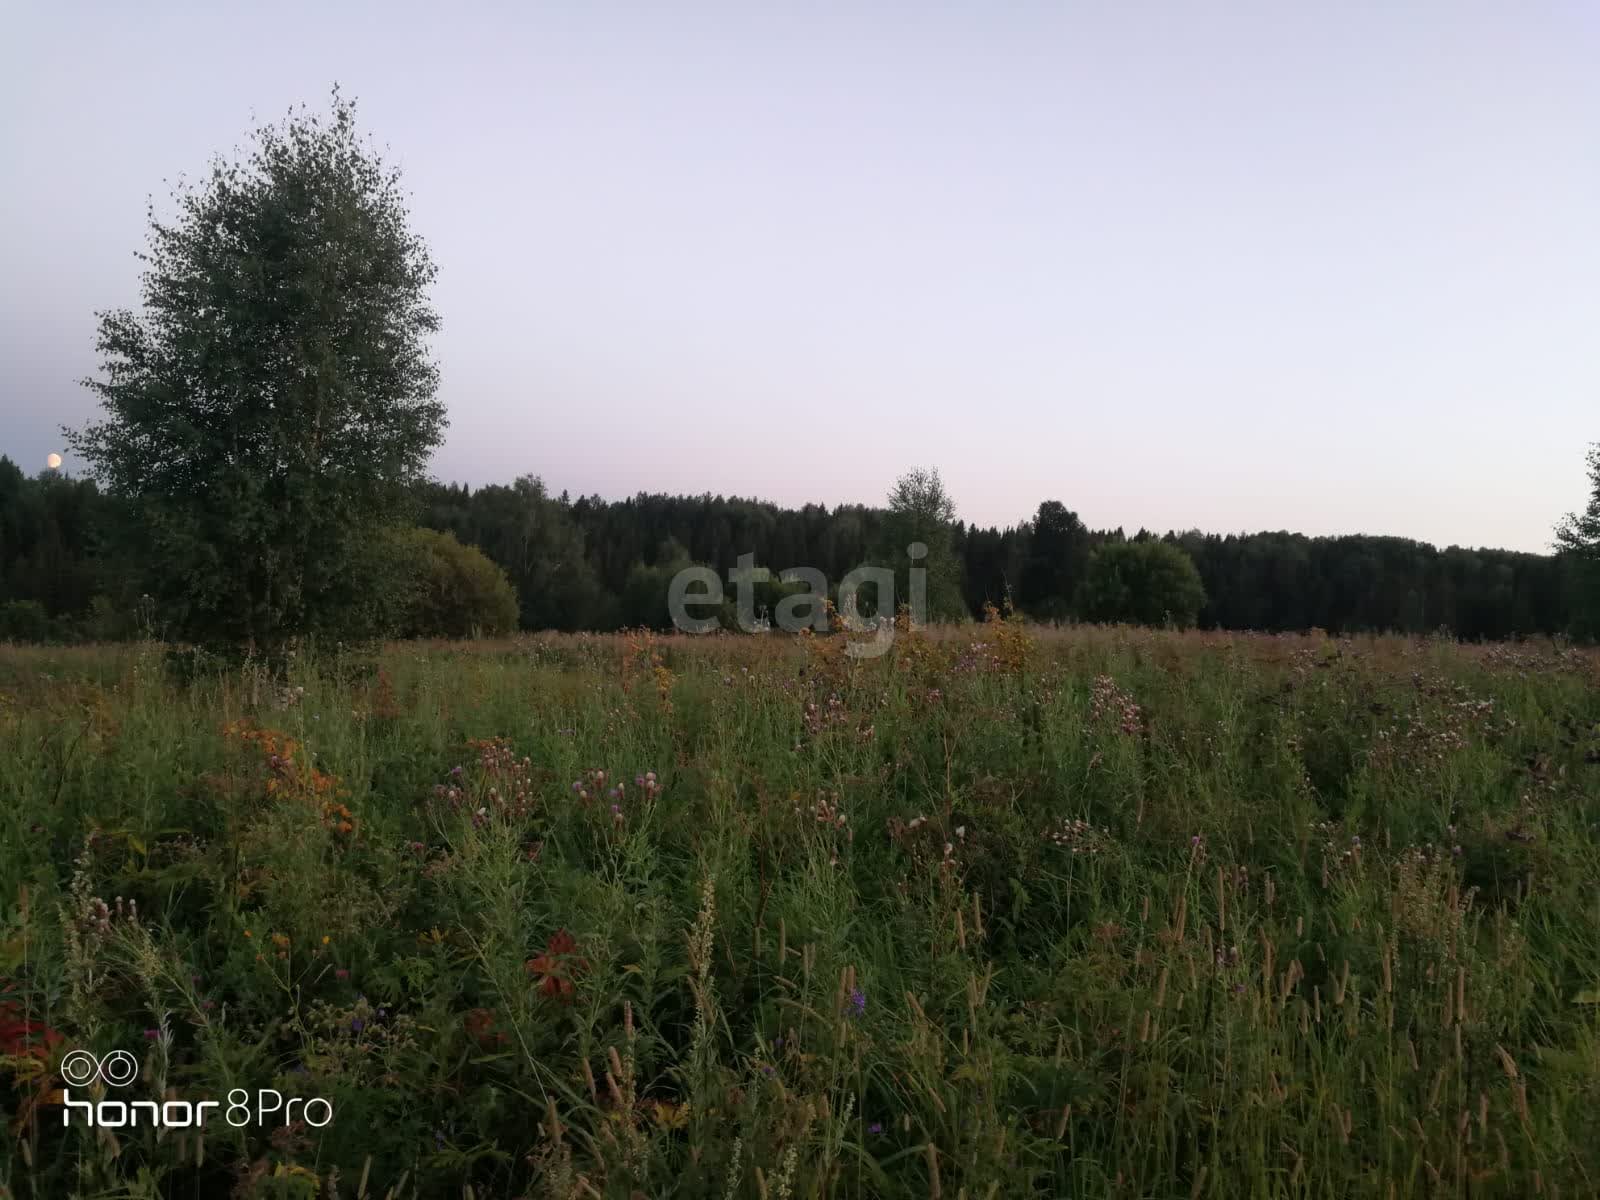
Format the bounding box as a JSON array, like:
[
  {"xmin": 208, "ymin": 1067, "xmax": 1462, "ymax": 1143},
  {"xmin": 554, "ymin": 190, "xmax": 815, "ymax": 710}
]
[
  {"xmin": 868, "ymin": 1122, "xmax": 883, "ymax": 1135},
  {"xmin": 321, "ymin": 935, "xmax": 330, "ymax": 945},
  {"xmin": 651, "ymin": 1100, "xmax": 691, "ymax": 1131},
  {"xmin": 350, "ymin": 1017, "xmax": 365, "ymax": 1033},
  {"xmin": 142, "ymin": 1028, "xmax": 159, "ymax": 1041},
  {"xmin": 847, "ymin": 988, "xmax": 866, "ymax": 1019},
  {"xmin": 335, "ymin": 968, "xmax": 350, "ymax": 981},
  {"xmin": 525, "ymin": 929, "xmax": 588, "ymax": 1003},
  {"xmin": 465, "ymin": 1008, "xmax": 507, "ymax": 1049}
]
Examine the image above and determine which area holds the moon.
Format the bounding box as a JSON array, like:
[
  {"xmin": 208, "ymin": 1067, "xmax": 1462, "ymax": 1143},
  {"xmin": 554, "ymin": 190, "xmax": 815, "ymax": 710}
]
[{"xmin": 46, "ymin": 453, "xmax": 63, "ymax": 470}]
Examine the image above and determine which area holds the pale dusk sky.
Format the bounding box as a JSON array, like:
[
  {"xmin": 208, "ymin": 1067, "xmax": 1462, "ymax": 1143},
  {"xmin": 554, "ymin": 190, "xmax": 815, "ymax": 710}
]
[{"xmin": 3, "ymin": 2, "xmax": 1596, "ymax": 551}]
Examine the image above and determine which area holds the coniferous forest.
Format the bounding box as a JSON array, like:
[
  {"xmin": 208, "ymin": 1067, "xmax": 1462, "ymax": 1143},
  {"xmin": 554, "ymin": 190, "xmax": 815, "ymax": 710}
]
[{"xmin": 0, "ymin": 457, "xmax": 1582, "ymax": 643}]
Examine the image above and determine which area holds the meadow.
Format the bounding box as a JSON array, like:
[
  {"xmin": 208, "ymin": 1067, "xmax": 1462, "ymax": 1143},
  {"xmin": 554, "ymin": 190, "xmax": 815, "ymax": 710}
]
[{"xmin": 1, "ymin": 620, "xmax": 1598, "ymax": 1199}]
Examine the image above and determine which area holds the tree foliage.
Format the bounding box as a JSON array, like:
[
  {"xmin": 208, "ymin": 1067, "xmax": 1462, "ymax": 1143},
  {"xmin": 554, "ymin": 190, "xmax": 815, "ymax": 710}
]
[
  {"xmin": 0, "ymin": 459, "xmax": 1583, "ymax": 640},
  {"xmin": 879, "ymin": 466, "xmax": 965, "ymax": 620},
  {"xmin": 390, "ymin": 528, "xmax": 519, "ymax": 638},
  {"xmin": 67, "ymin": 92, "xmax": 445, "ymax": 653},
  {"xmin": 1556, "ymin": 445, "xmax": 1600, "ymax": 558},
  {"xmin": 1076, "ymin": 539, "xmax": 1207, "ymax": 628},
  {"xmin": 419, "ymin": 476, "xmax": 610, "ymax": 631},
  {"xmin": 1019, "ymin": 500, "xmax": 1090, "ymax": 620},
  {"xmin": 1556, "ymin": 443, "xmax": 1600, "ymax": 637}
]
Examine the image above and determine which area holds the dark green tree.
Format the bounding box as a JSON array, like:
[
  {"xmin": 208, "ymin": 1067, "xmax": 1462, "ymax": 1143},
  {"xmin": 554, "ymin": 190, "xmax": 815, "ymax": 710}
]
[
  {"xmin": 879, "ymin": 467, "xmax": 965, "ymax": 621},
  {"xmin": 419, "ymin": 476, "xmax": 611, "ymax": 631},
  {"xmin": 621, "ymin": 539, "xmax": 694, "ymax": 629},
  {"xmin": 67, "ymin": 91, "xmax": 445, "ymax": 654},
  {"xmin": 1019, "ymin": 500, "xmax": 1090, "ymax": 620},
  {"xmin": 1556, "ymin": 443, "xmax": 1600, "ymax": 637},
  {"xmin": 390, "ymin": 528, "xmax": 519, "ymax": 638},
  {"xmin": 1077, "ymin": 539, "xmax": 1207, "ymax": 629}
]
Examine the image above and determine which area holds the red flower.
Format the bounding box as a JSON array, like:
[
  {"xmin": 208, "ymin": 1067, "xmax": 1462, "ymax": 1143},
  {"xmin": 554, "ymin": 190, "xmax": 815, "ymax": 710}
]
[
  {"xmin": 0, "ymin": 996, "xmax": 61, "ymax": 1062},
  {"xmin": 524, "ymin": 929, "xmax": 588, "ymax": 1004},
  {"xmin": 463, "ymin": 1007, "xmax": 508, "ymax": 1049}
]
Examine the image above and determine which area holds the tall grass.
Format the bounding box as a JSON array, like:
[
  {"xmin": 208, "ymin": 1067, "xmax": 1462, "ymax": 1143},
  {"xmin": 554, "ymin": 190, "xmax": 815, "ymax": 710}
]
[{"xmin": 0, "ymin": 623, "xmax": 1597, "ymax": 1198}]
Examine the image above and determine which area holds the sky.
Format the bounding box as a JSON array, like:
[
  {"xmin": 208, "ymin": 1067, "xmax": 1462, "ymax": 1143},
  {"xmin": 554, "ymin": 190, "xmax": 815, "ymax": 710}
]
[{"xmin": 2, "ymin": 2, "xmax": 1596, "ymax": 553}]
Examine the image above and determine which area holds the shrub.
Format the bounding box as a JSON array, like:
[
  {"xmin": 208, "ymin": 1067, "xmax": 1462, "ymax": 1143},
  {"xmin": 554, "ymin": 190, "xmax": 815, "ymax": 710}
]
[
  {"xmin": 0, "ymin": 599, "xmax": 52, "ymax": 642},
  {"xmin": 392, "ymin": 528, "xmax": 520, "ymax": 638}
]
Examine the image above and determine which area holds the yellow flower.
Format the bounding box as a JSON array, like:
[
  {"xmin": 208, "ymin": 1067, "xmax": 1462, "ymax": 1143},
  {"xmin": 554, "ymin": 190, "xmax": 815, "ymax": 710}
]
[
  {"xmin": 651, "ymin": 1101, "xmax": 691, "ymax": 1131},
  {"xmin": 321, "ymin": 935, "xmax": 330, "ymax": 945}
]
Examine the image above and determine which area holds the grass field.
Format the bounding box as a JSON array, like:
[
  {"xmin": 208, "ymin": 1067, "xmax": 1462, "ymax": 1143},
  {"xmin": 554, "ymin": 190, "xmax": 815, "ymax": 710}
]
[{"xmin": 2, "ymin": 621, "xmax": 1599, "ymax": 1198}]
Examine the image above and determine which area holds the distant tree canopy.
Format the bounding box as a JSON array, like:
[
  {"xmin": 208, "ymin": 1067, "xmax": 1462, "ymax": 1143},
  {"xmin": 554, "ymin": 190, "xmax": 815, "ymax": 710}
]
[
  {"xmin": 1019, "ymin": 501, "xmax": 1091, "ymax": 620},
  {"xmin": 1, "ymin": 457, "xmax": 1585, "ymax": 642},
  {"xmin": 66, "ymin": 92, "xmax": 445, "ymax": 655},
  {"xmin": 1076, "ymin": 539, "xmax": 1207, "ymax": 629},
  {"xmin": 879, "ymin": 467, "xmax": 966, "ymax": 621},
  {"xmin": 0, "ymin": 458, "xmax": 115, "ymax": 621},
  {"xmin": 418, "ymin": 475, "xmax": 610, "ymax": 632},
  {"xmin": 1556, "ymin": 443, "xmax": 1600, "ymax": 638}
]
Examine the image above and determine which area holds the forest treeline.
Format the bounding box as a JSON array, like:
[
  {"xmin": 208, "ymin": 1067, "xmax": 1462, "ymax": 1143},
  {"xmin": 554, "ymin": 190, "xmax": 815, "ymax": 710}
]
[
  {"xmin": 11, "ymin": 97, "xmax": 1594, "ymax": 651},
  {"xmin": 1, "ymin": 456, "xmax": 1583, "ymax": 642}
]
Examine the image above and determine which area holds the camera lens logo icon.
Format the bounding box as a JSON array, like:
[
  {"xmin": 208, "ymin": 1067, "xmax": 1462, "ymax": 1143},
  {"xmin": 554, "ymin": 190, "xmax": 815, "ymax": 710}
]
[{"xmin": 60, "ymin": 1049, "xmax": 138, "ymax": 1088}]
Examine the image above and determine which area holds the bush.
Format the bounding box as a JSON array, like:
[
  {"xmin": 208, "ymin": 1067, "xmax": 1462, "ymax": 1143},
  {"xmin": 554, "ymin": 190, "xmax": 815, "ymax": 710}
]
[
  {"xmin": 392, "ymin": 528, "xmax": 520, "ymax": 638},
  {"xmin": 0, "ymin": 599, "xmax": 53, "ymax": 642},
  {"xmin": 1076, "ymin": 539, "xmax": 1207, "ymax": 628}
]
